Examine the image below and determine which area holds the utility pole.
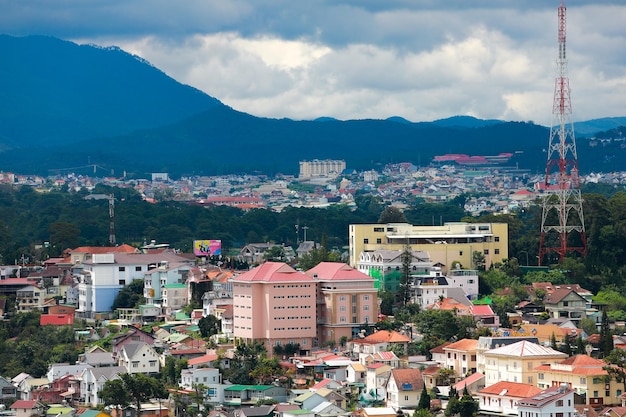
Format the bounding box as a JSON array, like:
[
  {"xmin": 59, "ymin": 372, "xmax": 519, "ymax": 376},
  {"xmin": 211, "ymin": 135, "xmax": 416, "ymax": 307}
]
[{"xmin": 538, "ymin": 0, "xmax": 587, "ymax": 265}]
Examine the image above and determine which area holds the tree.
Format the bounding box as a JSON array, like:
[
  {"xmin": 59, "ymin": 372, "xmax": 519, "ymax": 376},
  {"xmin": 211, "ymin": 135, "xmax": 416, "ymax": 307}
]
[
  {"xmin": 378, "ymin": 206, "xmax": 407, "ymax": 224},
  {"xmin": 458, "ymin": 385, "xmax": 479, "ymax": 417},
  {"xmin": 111, "ymin": 279, "xmax": 144, "ymax": 310},
  {"xmin": 198, "ymin": 315, "xmax": 221, "ymax": 338},
  {"xmin": 99, "ymin": 379, "xmax": 131, "ymax": 411},
  {"xmin": 399, "ymin": 244, "xmax": 413, "ymax": 306},
  {"xmin": 472, "ymin": 251, "xmax": 485, "ymax": 271},
  {"xmin": 445, "ymin": 386, "xmax": 460, "ymax": 417},
  {"xmin": 418, "ymin": 388, "xmax": 431, "ymax": 410},
  {"xmin": 263, "ymin": 245, "xmax": 286, "ymax": 262},
  {"xmin": 604, "ymin": 348, "xmax": 626, "ymax": 392},
  {"xmin": 599, "ymin": 310, "xmax": 614, "ymax": 358}
]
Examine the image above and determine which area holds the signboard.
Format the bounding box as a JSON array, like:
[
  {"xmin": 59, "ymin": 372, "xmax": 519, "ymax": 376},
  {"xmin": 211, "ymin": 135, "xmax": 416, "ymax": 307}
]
[{"xmin": 193, "ymin": 240, "xmax": 222, "ymax": 256}]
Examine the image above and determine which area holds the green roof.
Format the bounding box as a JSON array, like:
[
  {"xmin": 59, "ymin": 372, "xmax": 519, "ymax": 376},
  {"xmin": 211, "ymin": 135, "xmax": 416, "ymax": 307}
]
[
  {"xmin": 163, "ymin": 283, "xmax": 186, "ymax": 288},
  {"xmin": 224, "ymin": 384, "xmax": 274, "ymax": 391},
  {"xmin": 287, "ymin": 410, "xmax": 313, "ymax": 415}
]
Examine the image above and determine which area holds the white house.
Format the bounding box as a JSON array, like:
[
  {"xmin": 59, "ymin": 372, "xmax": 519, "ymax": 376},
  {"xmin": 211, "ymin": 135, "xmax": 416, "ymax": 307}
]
[
  {"xmin": 77, "ymin": 251, "xmax": 193, "ymax": 318},
  {"xmin": 143, "ymin": 261, "xmax": 192, "ymax": 305},
  {"xmin": 385, "ymin": 368, "xmax": 424, "ymax": 411},
  {"xmin": 79, "ymin": 366, "xmax": 126, "ymax": 406},
  {"xmin": 517, "ymin": 385, "xmax": 576, "ymax": 417},
  {"xmin": 179, "ymin": 368, "xmax": 223, "ymax": 403},
  {"xmin": 117, "ymin": 342, "xmax": 160, "ymax": 374},
  {"xmin": 46, "ymin": 363, "xmax": 93, "ymax": 382},
  {"xmin": 162, "ymin": 283, "xmax": 188, "ymax": 315}
]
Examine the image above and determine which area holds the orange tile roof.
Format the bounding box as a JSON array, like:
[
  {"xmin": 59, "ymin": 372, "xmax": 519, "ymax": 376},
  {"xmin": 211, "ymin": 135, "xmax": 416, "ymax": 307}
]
[
  {"xmin": 478, "ymin": 381, "xmax": 543, "ymax": 398},
  {"xmin": 444, "ymin": 339, "xmax": 478, "ymax": 351},
  {"xmin": 390, "ymin": 368, "xmax": 424, "ymax": 391}
]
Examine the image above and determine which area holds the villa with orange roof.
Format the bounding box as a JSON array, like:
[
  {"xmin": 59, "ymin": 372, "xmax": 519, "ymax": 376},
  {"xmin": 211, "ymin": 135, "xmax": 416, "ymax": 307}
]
[
  {"xmin": 441, "ymin": 339, "xmax": 478, "ymax": 378},
  {"xmin": 477, "ymin": 381, "xmax": 542, "ymax": 415},
  {"xmin": 305, "ymin": 262, "xmax": 378, "ymax": 345},
  {"xmin": 534, "ymin": 354, "xmax": 622, "ymax": 408},
  {"xmin": 350, "ymin": 330, "xmax": 410, "ymax": 364},
  {"xmin": 385, "ymin": 368, "xmax": 424, "ymax": 410},
  {"xmin": 232, "ymin": 262, "xmax": 317, "ymax": 353}
]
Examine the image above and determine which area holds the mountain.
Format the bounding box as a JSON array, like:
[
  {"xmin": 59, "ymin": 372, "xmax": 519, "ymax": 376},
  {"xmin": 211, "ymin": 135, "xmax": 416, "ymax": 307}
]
[{"xmin": 0, "ymin": 35, "xmax": 624, "ymax": 177}]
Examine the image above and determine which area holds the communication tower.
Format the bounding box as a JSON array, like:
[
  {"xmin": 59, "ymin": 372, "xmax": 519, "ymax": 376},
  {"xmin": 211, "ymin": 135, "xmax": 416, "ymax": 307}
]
[{"xmin": 538, "ymin": 0, "xmax": 587, "ymax": 265}]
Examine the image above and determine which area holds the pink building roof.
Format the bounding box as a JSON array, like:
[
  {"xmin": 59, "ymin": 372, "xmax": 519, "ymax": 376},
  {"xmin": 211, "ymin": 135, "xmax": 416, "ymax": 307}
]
[
  {"xmin": 233, "ymin": 262, "xmax": 313, "ymax": 282},
  {"xmin": 472, "ymin": 305, "xmax": 495, "ymax": 315},
  {"xmin": 305, "ymin": 262, "xmax": 373, "ymax": 281}
]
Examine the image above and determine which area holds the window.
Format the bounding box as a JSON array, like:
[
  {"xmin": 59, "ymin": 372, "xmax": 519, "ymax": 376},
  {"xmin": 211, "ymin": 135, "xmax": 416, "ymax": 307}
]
[
  {"xmin": 376, "ymin": 238, "xmax": 382, "ymax": 244},
  {"xmin": 538, "ymin": 373, "xmax": 544, "ymax": 380},
  {"xmin": 528, "ymin": 377, "xmax": 533, "ymax": 383},
  {"xmin": 556, "ymin": 400, "xmax": 563, "ymax": 407},
  {"xmin": 119, "ymin": 266, "xmax": 126, "ymax": 272},
  {"xmin": 119, "ymin": 280, "xmax": 126, "ymax": 285},
  {"xmin": 135, "ymin": 266, "xmax": 142, "ymax": 271},
  {"xmin": 340, "ymin": 306, "xmax": 346, "ymax": 312},
  {"xmin": 405, "ymin": 395, "xmax": 409, "ymax": 401},
  {"xmin": 459, "ymin": 251, "xmax": 463, "ymax": 256},
  {"xmin": 363, "ymin": 295, "xmax": 370, "ymax": 301},
  {"xmin": 364, "ymin": 238, "xmax": 369, "ymax": 244},
  {"xmin": 364, "ymin": 305, "xmax": 370, "ymax": 311},
  {"xmin": 484, "ymin": 249, "xmax": 489, "ymax": 255},
  {"xmin": 580, "ymin": 378, "xmax": 586, "ymax": 384},
  {"xmin": 495, "ymin": 249, "xmax": 500, "ymax": 255},
  {"xmin": 374, "ymin": 227, "xmax": 384, "ymax": 232},
  {"xmin": 495, "ymin": 236, "xmax": 500, "ymax": 242}
]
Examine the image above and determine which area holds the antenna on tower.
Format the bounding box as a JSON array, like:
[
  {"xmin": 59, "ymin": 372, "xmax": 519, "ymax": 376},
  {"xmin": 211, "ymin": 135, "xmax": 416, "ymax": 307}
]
[
  {"xmin": 538, "ymin": 0, "xmax": 587, "ymax": 265},
  {"xmin": 109, "ymin": 193, "xmax": 116, "ymax": 246}
]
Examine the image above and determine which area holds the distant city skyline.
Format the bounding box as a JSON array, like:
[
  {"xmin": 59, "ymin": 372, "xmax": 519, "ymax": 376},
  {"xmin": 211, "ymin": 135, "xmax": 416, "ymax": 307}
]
[{"xmin": 1, "ymin": 1, "xmax": 625, "ymax": 125}]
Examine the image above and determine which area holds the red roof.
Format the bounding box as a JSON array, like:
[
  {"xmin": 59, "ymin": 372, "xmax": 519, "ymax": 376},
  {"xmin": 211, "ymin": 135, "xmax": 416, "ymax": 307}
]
[
  {"xmin": 40, "ymin": 314, "xmax": 74, "ymax": 326},
  {"xmin": 70, "ymin": 244, "xmax": 137, "ymax": 254},
  {"xmin": 187, "ymin": 353, "xmax": 218, "ymax": 366},
  {"xmin": 478, "ymin": 381, "xmax": 542, "ymax": 398},
  {"xmin": 305, "ymin": 262, "xmax": 373, "ymax": 281},
  {"xmin": 11, "ymin": 400, "xmax": 38, "ymax": 409}
]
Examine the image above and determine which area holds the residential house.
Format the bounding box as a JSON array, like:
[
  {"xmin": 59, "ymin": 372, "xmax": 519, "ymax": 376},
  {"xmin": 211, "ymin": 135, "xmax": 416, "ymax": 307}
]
[
  {"xmin": 364, "ymin": 351, "xmax": 401, "ymax": 369},
  {"xmin": 346, "ymin": 362, "xmax": 367, "ymax": 385},
  {"xmin": 77, "ymin": 251, "xmax": 193, "ymax": 319},
  {"xmin": 0, "ymin": 376, "xmax": 17, "ymax": 400},
  {"xmin": 79, "ymin": 366, "xmax": 126, "ymax": 406},
  {"xmin": 78, "ymin": 346, "xmax": 116, "ymax": 368},
  {"xmin": 236, "ymin": 406, "xmax": 276, "ymax": 417},
  {"xmin": 441, "ymin": 339, "xmax": 478, "ymax": 379},
  {"xmin": 232, "ymin": 262, "xmax": 317, "ymax": 353},
  {"xmin": 477, "ymin": 381, "xmax": 542, "ymax": 415},
  {"xmin": 534, "ymin": 354, "xmax": 622, "ymax": 409},
  {"xmin": 179, "ymin": 368, "xmax": 223, "ymax": 403},
  {"xmin": 111, "ymin": 327, "xmax": 156, "ymax": 356},
  {"xmin": 16, "ymin": 285, "xmax": 47, "ymax": 312},
  {"xmin": 16, "ymin": 377, "xmax": 48, "ymax": 401},
  {"xmin": 385, "ymin": 368, "xmax": 424, "ymax": 410},
  {"xmin": 292, "ymin": 392, "xmax": 327, "ymax": 411},
  {"xmin": 238, "ymin": 243, "xmax": 294, "ymax": 265},
  {"xmin": 350, "ymin": 330, "xmax": 410, "ymax": 364},
  {"xmin": 117, "ymin": 342, "xmax": 160, "ymax": 374},
  {"xmin": 47, "ymin": 363, "xmax": 93, "ymax": 382},
  {"xmin": 10, "ymin": 400, "xmax": 46, "ymax": 417},
  {"xmin": 142, "ymin": 260, "xmax": 192, "ymax": 306},
  {"xmin": 483, "ymin": 340, "xmax": 567, "ymax": 386},
  {"xmin": 517, "ymin": 385, "xmax": 576, "ymax": 417},
  {"xmin": 543, "ymin": 288, "xmax": 589, "ymax": 326},
  {"xmin": 599, "ymin": 407, "xmax": 626, "ymax": 417},
  {"xmin": 451, "ymin": 372, "xmax": 485, "ymax": 395},
  {"xmin": 223, "ymin": 385, "xmax": 287, "ymax": 406},
  {"xmin": 161, "ymin": 283, "xmax": 188, "ymax": 315},
  {"xmin": 310, "ymin": 401, "xmax": 347, "ymax": 417},
  {"xmin": 305, "ymin": 262, "xmax": 378, "ymax": 345},
  {"xmin": 315, "ymin": 387, "xmax": 347, "ymax": 409},
  {"xmin": 365, "ymin": 363, "xmax": 392, "ymax": 404}
]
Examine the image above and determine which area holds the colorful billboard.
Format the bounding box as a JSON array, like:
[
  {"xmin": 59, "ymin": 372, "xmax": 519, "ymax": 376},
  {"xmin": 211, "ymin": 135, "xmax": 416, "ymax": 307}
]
[{"xmin": 193, "ymin": 240, "xmax": 222, "ymax": 256}]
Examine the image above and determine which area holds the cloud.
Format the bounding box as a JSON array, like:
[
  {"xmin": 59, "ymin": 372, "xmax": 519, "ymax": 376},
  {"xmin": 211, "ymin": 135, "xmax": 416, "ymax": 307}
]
[{"xmin": 1, "ymin": 0, "xmax": 625, "ymax": 124}]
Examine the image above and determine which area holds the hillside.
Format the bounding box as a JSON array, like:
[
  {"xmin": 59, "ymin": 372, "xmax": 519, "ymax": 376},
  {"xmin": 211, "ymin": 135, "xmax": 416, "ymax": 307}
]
[{"xmin": 0, "ymin": 35, "xmax": 624, "ymax": 177}]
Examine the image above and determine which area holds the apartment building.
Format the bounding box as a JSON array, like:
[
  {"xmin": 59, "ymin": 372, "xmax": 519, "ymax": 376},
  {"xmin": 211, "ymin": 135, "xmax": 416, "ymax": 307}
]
[
  {"xmin": 232, "ymin": 262, "xmax": 317, "ymax": 352},
  {"xmin": 305, "ymin": 262, "xmax": 378, "ymax": 344},
  {"xmin": 349, "ymin": 222, "xmax": 508, "ymax": 272},
  {"xmin": 299, "ymin": 159, "xmax": 346, "ymax": 179}
]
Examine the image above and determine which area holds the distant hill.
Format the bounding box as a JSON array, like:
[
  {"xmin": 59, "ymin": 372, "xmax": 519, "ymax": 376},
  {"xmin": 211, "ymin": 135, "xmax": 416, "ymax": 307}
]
[{"xmin": 0, "ymin": 35, "xmax": 624, "ymax": 177}]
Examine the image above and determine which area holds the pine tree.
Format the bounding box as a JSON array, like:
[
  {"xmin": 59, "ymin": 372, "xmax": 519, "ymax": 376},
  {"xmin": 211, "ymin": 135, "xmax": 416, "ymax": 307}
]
[
  {"xmin": 445, "ymin": 386, "xmax": 460, "ymax": 417},
  {"xmin": 418, "ymin": 388, "xmax": 431, "ymax": 410},
  {"xmin": 599, "ymin": 311, "xmax": 614, "ymax": 358},
  {"xmin": 458, "ymin": 385, "xmax": 478, "ymax": 417}
]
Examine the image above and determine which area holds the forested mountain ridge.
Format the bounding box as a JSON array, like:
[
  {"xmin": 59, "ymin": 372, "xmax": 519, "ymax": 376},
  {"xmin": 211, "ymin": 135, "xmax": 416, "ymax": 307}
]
[{"xmin": 0, "ymin": 35, "xmax": 625, "ymax": 177}]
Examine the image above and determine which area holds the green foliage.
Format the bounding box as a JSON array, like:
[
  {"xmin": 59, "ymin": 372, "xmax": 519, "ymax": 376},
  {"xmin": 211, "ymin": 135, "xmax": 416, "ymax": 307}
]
[
  {"xmin": 263, "ymin": 245, "xmax": 286, "ymax": 262},
  {"xmin": 111, "ymin": 279, "xmax": 145, "ymax": 310},
  {"xmin": 418, "ymin": 388, "xmax": 431, "ymax": 410},
  {"xmin": 599, "ymin": 311, "xmax": 614, "ymax": 358},
  {"xmin": 198, "ymin": 315, "xmax": 221, "ymax": 339},
  {"xmin": 400, "ymin": 244, "xmax": 412, "ymax": 306},
  {"xmin": 378, "ymin": 206, "xmax": 407, "ymax": 224},
  {"xmin": 603, "ymin": 348, "xmax": 626, "ymax": 391},
  {"xmin": 458, "ymin": 386, "xmax": 479, "ymax": 417},
  {"xmin": 103, "ymin": 373, "xmax": 168, "ymax": 413},
  {"xmin": 445, "ymin": 386, "xmax": 460, "ymax": 417}
]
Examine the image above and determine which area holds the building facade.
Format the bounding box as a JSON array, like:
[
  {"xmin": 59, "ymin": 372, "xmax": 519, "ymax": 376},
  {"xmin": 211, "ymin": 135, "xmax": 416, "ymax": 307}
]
[
  {"xmin": 349, "ymin": 222, "xmax": 508, "ymax": 272},
  {"xmin": 299, "ymin": 160, "xmax": 346, "ymax": 179},
  {"xmin": 232, "ymin": 262, "xmax": 317, "ymax": 352}
]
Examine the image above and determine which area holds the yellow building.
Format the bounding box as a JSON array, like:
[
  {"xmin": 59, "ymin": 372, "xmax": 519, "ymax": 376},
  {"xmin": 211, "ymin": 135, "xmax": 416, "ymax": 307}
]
[
  {"xmin": 349, "ymin": 222, "xmax": 509, "ymax": 272},
  {"xmin": 535, "ymin": 354, "xmax": 622, "ymax": 409}
]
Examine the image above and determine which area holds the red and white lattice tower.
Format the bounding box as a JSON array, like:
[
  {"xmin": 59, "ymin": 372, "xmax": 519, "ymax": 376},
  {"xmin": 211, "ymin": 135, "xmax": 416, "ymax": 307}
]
[{"xmin": 538, "ymin": 0, "xmax": 587, "ymax": 265}]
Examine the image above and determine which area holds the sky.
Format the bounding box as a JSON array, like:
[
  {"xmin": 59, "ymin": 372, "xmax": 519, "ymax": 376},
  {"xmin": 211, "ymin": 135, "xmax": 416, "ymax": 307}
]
[{"xmin": 1, "ymin": 0, "xmax": 625, "ymax": 125}]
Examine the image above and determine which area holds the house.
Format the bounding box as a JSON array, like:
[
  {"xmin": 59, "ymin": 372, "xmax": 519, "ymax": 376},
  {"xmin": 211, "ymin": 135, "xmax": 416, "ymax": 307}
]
[
  {"xmin": 223, "ymin": 385, "xmax": 287, "ymax": 406},
  {"xmin": 364, "ymin": 351, "xmax": 401, "ymax": 369},
  {"xmin": 79, "ymin": 366, "xmax": 126, "ymax": 406},
  {"xmin": 315, "ymin": 387, "xmax": 347, "ymax": 409},
  {"xmin": 346, "ymin": 362, "xmax": 367, "ymax": 384},
  {"xmin": 517, "ymin": 385, "xmax": 576, "ymax": 417},
  {"xmin": 142, "ymin": 260, "xmax": 192, "ymax": 306},
  {"xmin": 16, "ymin": 285, "xmax": 47, "ymax": 312},
  {"xmin": 311, "ymin": 401, "xmax": 346, "ymax": 417},
  {"xmin": 112, "ymin": 327, "xmax": 156, "ymax": 356},
  {"xmin": 357, "ymin": 408, "xmax": 397, "ymax": 417},
  {"xmin": 441, "ymin": 339, "xmax": 478, "ymax": 379},
  {"xmin": 78, "ymin": 346, "xmax": 116, "ymax": 368},
  {"xmin": 350, "ymin": 330, "xmax": 410, "ymax": 364},
  {"xmin": 385, "ymin": 368, "xmax": 424, "ymax": 410},
  {"xmin": 161, "ymin": 283, "xmax": 188, "ymax": 316},
  {"xmin": 10, "ymin": 400, "xmax": 46, "ymax": 417},
  {"xmin": 0, "ymin": 376, "xmax": 18, "ymax": 400},
  {"xmin": 534, "ymin": 354, "xmax": 622, "ymax": 409},
  {"xmin": 483, "ymin": 340, "xmax": 567, "ymax": 386},
  {"xmin": 450, "ymin": 372, "xmax": 485, "ymax": 395},
  {"xmin": 117, "ymin": 342, "xmax": 160, "ymax": 374},
  {"xmin": 477, "ymin": 381, "xmax": 542, "ymax": 415},
  {"xmin": 476, "ymin": 336, "xmax": 539, "ymax": 374},
  {"xmin": 543, "ymin": 288, "xmax": 589, "ymax": 326},
  {"xmin": 365, "ymin": 363, "xmax": 392, "ymax": 400},
  {"xmin": 599, "ymin": 407, "xmax": 626, "ymax": 417}
]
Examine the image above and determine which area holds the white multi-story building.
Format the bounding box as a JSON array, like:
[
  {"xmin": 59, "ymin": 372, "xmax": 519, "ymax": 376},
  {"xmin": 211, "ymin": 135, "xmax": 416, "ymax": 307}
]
[
  {"xmin": 517, "ymin": 385, "xmax": 575, "ymax": 417},
  {"xmin": 299, "ymin": 159, "xmax": 346, "ymax": 179},
  {"xmin": 143, "ymin": 261, "xmax": 192, "ymax": 305},
  {"xmin": 77, "ymin": 251, "xmax": 193, "ymax": 318}
]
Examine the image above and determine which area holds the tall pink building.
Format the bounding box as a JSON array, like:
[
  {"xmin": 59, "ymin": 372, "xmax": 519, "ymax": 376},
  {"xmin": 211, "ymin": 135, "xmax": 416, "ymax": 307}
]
[
  {"xmin": 232, "ymin": 262, "xmax": 317, "ymax": 352},
  {"xmin": 306, "ymin": 262, "xmax": 378, "ymax": 345}
]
